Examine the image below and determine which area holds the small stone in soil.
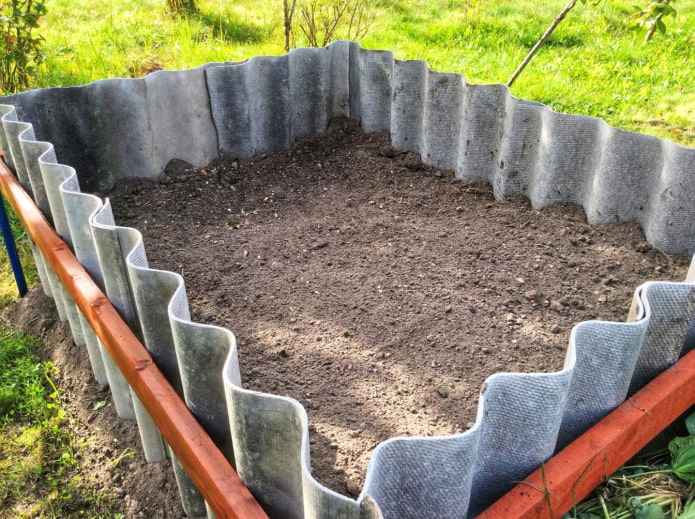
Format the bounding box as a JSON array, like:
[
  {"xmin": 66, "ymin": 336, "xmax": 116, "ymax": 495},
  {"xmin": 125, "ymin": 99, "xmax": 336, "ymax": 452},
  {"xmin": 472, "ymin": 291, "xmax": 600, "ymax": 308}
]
[
  {"xmin": 524, "ymin": 289, "xmax": 539, "ymax": 301},
  {"xmin": 345, "ymin": 479, "xmax": 362, "ymax": 496},
  {"xmin": 549, "ymin": 300, "xmax": 564, "ymax": 313}
]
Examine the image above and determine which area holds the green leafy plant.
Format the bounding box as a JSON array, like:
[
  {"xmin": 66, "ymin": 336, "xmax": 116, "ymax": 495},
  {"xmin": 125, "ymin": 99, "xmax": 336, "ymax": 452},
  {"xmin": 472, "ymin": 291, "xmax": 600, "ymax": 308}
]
[
  {"xmin": 0, "ymin": 0, "xmax": 47, "ymax": 93},
  {"xmin": 631, "ymin": 499, "xmax": 674, "ymax": 519},
  {"xmin": 669, "ymin": 410, "xmax": 695, "ymax": 484},
  {"xmin": 566, "ymin": 411, "xmax": 695, "ymax": 519},
  {"xmin": 628, "ymin": 0, "xmax": 677, "ymax": 41},
  {"xmin": 680, "ymin": 497, "xmax": 695, "ymax": 519},
  {"xmin": 108, "ymin": 447, "xmax": 136, "ymax": 469}
]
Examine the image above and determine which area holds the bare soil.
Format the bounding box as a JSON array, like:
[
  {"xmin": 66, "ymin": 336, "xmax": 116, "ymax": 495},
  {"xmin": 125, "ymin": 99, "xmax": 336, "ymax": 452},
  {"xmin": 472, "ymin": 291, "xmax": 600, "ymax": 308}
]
[{"xmin": 107, "ymin": 119, "xmax": 689, "ymax": 497}]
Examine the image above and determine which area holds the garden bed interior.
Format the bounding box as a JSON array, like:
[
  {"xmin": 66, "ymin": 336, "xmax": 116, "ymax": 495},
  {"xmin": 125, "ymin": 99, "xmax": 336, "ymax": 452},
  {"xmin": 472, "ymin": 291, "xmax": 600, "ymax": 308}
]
[{"xmin": 109, "ymin": 119, "xmax": 689, "ymax": 496}]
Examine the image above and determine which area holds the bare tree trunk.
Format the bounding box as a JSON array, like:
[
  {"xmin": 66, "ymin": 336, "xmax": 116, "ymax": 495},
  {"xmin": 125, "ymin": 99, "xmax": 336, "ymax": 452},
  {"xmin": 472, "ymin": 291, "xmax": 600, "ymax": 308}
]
[
  {"xmin": 507, "ymin": 0, "xmax": 579, "ymax": 87},
  {"xmin": 284, "ymin": 0, "xmax": 298, "ymax": 52},
  {"xmin": 166, "ymin": 0, "xmax": 197, "ymax": 15}
]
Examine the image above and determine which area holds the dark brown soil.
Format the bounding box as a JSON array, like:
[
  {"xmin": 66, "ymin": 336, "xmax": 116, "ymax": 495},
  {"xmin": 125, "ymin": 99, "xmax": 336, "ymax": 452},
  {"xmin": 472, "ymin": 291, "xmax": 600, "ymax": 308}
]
[{"xmin": 103, "ymin": 119, "xmax": 688, "ymax": 498}]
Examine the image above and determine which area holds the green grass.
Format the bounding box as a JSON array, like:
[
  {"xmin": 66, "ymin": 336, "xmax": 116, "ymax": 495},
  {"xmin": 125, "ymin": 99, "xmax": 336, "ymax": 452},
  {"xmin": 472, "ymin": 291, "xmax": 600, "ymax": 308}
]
[
  {"xmin": 0, "ymin": 330, "xmax": 54, "ymax": 425},
  {"xmin": 0, "ymin": 330, "xmax": 121, "ymax": 518},
  {"xmin": 34, "ymin": 0, "xmax": 281, "ymax": 84},
  {"xmin": 29, "ymin": 0, "xmax": 695, "ymax": 146}
]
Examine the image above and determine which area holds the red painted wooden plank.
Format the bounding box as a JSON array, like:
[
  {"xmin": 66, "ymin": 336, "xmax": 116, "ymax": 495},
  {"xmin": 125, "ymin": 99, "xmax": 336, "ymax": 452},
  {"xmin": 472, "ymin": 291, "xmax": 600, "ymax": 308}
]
[{"xmin": 479, "ymin": 346, "xmax": 695, "ymax": 519}]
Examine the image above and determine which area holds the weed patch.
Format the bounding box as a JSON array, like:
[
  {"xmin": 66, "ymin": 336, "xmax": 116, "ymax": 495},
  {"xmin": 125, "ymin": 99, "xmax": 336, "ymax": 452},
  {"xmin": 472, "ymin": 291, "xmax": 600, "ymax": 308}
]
[
  {"xmin": 0, "ymin": 329, "xmax": 120, "ymax": 518},
  {"xmin": 565, "ymin": 411, "xmax": 695, "ymax": 519}
]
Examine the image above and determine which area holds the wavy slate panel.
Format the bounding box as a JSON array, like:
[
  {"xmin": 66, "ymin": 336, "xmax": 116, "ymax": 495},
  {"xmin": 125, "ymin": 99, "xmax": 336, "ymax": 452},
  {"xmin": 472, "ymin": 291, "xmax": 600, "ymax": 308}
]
[
  {"xmin": 348, "ymin": 46, "xmax": 394, "ymax": 133},
  {"xmin": 17, "ymin": 134, "xmax": 92, "ymax": 345},
  {"xmin": 457, "ymin": 84, "xmax": 508, "ymax": 183},
  {"xmin": 0, "ymin": 105, "xmax": 14, "ymax": 171},
  {"xmin": 26, "ymin": 143, "xmax": 113, "ymax": 385},
  {"xmin": 0, "ymin": 107, "xmax": 53, "ymax": 300},
  {"xmin": 2, "ymin": 117, "xmax": 96, "ymax": 365},
  {"xmin": 91, "ymin": 202, "xmax": 168, "ymax": 463},
  {"xmin": 2, "ymin": 41, "xmax": 695, "ymax": 519},
  {"xmin": 125, "ymin": 255, "xmax": 186, "ymax": 397},
  {"xmin": 4, "ymin": 42, "xmax": 694, "ymax": 252},
  {"xmin": 125, "ymin": 248, "xmax": 239, "ymax": 468},
  {"xmin": 53, "ymin": 163, "xmax": 143, "ymax": 418},
  {"xmin": 206, "ymin": 47, "xmax": 346, "ymax": 158},
  {"xmin": 118, "ymin": 227, "xmax": 208, "ymax": 516},
  {"xmin": 652, "ymin": 142, "xmax": 695, "ymax": 253},
  {"xmin": 468, "ymin": 371, "xmax": 573, "ymax": 515},
  {"xmin": 29, "ymin": 146, "xmax": 108, "ymax": 382},
  {"xmin": 223, "ymin": 368, "xmax": 378, "ymax": 519},
  {"xmin": 17, "ymin": 136, "xmax": 88, "ymax": 347},
  {"xmin": 628, "ymin": 282, "xmax": 695, "ymax": 394},
  {"xmin": 60, "ymin": 176, "xmax": 115, "ymax": 387},
  {"xmin": 1, "ymin": 114, "xmax": 34, "ymax": 193},
  {"xmin": 3, "ymin": 66, "xmax": 220, "ymax": 193},
  {"xmin": 554, "ymin": 319, "xmax": 646, "ymax": 451},
  {"xmin": 494, "ymin": 94, "xmax": 545, "ymax": 198},
  {"xmin": 17, "ymin": 130, "xmax": 52, "ymax": 216},
  {"xmin": 168, "ymin": 281, "xmax": 233, "ymax": 518},
  {"xmin": 362, "ymin": 433, "xmax": 479, "ymax": 519}
]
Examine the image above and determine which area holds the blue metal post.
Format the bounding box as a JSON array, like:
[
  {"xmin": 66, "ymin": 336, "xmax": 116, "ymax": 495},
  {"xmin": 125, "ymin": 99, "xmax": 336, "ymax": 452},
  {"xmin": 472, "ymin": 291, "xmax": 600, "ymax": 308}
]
[{"xmin": 0, "ymin": 194, "xmax": 28, "ymax": 297}]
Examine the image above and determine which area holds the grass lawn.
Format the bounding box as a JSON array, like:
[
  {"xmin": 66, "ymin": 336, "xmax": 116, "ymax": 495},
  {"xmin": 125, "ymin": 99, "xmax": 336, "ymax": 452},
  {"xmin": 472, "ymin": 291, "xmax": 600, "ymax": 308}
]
[{"xmin": 32, "ymin": 0, "xmax": 695, "ymax": 146}]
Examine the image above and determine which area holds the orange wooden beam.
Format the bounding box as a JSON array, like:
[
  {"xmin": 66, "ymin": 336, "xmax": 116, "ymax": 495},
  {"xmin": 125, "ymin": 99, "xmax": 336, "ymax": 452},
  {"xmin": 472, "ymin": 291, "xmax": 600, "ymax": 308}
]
[
  {"xmin": 0, "ymin": 156, "xmax": 268, "ymax": 519},
  {"xmin": 479, "ymin": 344, "xmax": 695, "ymax": 519}
]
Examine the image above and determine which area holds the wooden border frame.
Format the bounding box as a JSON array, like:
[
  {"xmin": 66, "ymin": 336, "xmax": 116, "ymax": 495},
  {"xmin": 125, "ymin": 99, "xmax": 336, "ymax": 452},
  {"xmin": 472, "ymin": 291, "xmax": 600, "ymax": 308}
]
[{"xmin": 478, "ymin": 331, "xmax": 695, "ymax": 518}]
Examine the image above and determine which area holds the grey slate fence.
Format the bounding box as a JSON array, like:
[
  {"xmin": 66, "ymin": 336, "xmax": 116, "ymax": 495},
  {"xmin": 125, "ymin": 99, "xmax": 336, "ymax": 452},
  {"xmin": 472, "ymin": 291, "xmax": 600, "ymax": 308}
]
[{"xmin": 1, "ymin": 41, "xmax": 695, "ymax": 519}]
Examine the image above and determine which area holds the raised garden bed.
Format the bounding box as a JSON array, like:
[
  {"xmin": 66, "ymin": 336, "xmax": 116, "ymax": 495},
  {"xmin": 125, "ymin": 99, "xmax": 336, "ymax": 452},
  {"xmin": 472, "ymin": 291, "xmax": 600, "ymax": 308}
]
[{"xmin": 110, "ymin": 119, "xmax": 690, "ymax": 496}]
